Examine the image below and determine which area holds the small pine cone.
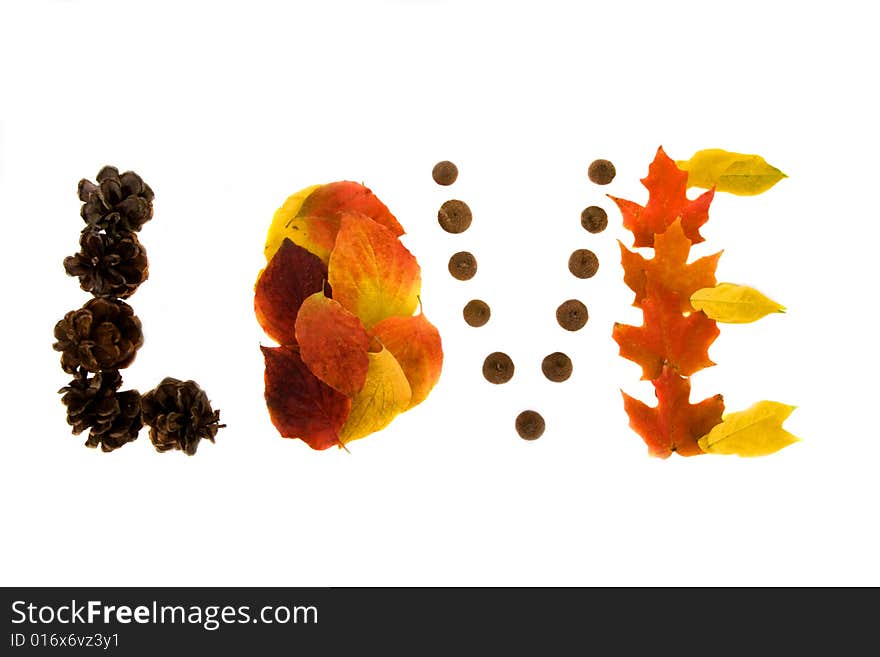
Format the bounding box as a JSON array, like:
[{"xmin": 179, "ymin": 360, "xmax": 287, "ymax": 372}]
[
  {"xmin": 59, "ymin": 369, "xmax": 142, "ymax": 451},
  {"xmin": 63, "ymin": 228, "xmax": 149, "ymax": 299},
  {"xmin": 53, "ymin": 298, "xmax": 143, "ymax": 374},
  {"xmin": 141, "ymin": 378, "xmax": 224, "ymax": 455},
  {"xmin": 79, "ymin": 166, "xmax": 154, "ymax": 234}
]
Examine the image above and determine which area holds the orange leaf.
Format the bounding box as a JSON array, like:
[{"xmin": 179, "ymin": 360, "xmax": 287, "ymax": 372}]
[
  {"xmin": 610, "ymin": 146, "xmax": 715, "ymax": 248},
  {"xmin": 254, "ymin": 238, "xmax": 327, "ymax": 346},
  {"xmin": 261, "ymin": 345, "xmax": 351, "ymax": 450},
  {"xmin": 265, "ymin": 181, "xmax": 404, "ymax": 264},
  {"xmin": 371, "ymin": 313, "xmax": 443, "ymax": 409},
  {"xmin": 294, "ymin": 292, "xmax": 371, "ymax": 396},
  {"xmin": 622, "ymin": 366, "xmax": 724, "ymax": 458},
  {"xmin": 619, "ymin": 218, "xmax": 722, "ymax": 313},
  {"xmin": 328, "ymin": 212, "xmax": 421, "ymax": 328},
  {"xmin": 613, "ymin": 287, "xmax": 719, "ymax": 380}
]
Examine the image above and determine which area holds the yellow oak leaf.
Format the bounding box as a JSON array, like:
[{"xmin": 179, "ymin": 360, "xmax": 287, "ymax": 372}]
[
  {"xmin": 690, "ymin": 283, "xmax": 785, "ymax": 324},
  {"xmin": 329, "ymin": 212, "xmax": 421, "ymax": 329},
  {"xmin": 339, "ymin": 347, "xmax": 412, "ymax": 445},
  {"xmin": 676, "ymin": 148, "xmax": 786, "ymax": 196},
  {"xmin": 698, "ymin": 400, "xmax": 799, "ymax": 457}
]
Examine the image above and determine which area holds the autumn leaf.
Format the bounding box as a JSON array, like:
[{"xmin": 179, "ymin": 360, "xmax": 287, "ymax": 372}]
[
  {"xmin": 676, "ymin": 149, "xmax": 787, "ymax": 196},
  {"xmin": 620, "ymin": 218, "xmax": 722, "ymax": 313},
  {"xmin": 613, "ymin": 288, "xmax": 719, "ymax": 380},
  {"xmin": 622, "ymin": 366, "xmax": 724, "ymax": 458},
  {"xmin": 698, "ymin": 400, "xmax": 799, "ymax": 456},
  {"xmin": 261, "ymin": 345, "xmax": 351, "ymax": 450},
  {"xmin": 294, "ymin": 292, "xmax": 371, "ymax": 396},
  {"xmin": 371, "ymin": 312, "xmax": 443, "ymax": 409},
  {"xmin": 328, "ymin": 212, "xmax": 421, "ymax": 329},
  {"xmin": 254, "ymin": 238, "xmax": 327, "ymax": 346},
  {"xmin": 339, "ymin": 347, "xmax": 412, "ymax": 445},
  {"xmin": 264, "ymin": 181, "xmax": 404, "ymax": 264},
  {"xmin": 690, "ymin": 283, "xmax": 786, "ymax": 324},
  {"xmin": 610, "ymin": 146, "xmax": 715, "ymax": 248}
]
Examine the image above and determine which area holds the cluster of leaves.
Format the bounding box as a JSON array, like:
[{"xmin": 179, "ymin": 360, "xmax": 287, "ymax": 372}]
[
  {"xmin": 255, "ymin": 182, "xmax": 443, "ymax": 450},
  {"xmin": 612, "ymin": 147, "xmax": 797, "ymax": 458}
]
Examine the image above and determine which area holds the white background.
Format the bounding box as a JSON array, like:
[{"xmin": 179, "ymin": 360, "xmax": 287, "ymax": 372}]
[{"xmin": 1, "ymin": 0, "xmax": 878, "ymax": 586}]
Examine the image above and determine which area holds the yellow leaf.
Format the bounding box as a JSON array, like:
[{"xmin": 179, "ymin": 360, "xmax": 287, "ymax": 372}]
[
  {"xmin": 264, "ymin": 184, "xmax": 322, "ymax": 262},
  {"xmin": 691, "ymin": 283, "xmax": 785, "ymax": 323},
  {"xmin": 339, "ymin": 347, "xmax": 412, "ymax": 445},
  {"xmin": 676, "ymin": 148, "xmax": 786, "ymax": 196},
  {"xmin": 698, "ymin": 400, "xmax": 799, "ymax": 457}
]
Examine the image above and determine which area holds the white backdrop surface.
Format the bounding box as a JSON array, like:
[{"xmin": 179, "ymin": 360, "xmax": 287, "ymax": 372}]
[{"xmin": 1, "ymin": 0, "xmax": 878, "ymax": 586}]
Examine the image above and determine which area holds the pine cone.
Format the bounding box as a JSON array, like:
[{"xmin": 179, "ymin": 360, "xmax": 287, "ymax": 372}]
[
  {"xmin": 53, "ymin": 298, "xmax": 143, "ymax": 374},
  {"xmin": 141, "ymin": 378, "xmax": 224, "ymax": 455},
  {"xmin": 59, "ymin": 369, "xmax": 142, "ymax": 451},
  {"xmin": 79, "ymin": 166, "xmax": 154, "ymax": 234},
  {"xmin": 63, "ymin": 229, "xmax": 149, "ymax": 299}
]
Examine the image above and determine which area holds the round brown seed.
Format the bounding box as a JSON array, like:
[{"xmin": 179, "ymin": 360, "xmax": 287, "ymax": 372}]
[
  {"xmin": 438, "ymin": 199, "xmax": 472, "ymax": 234},
  {"xmin": 432, "ymin": 160, "xmax": 459, "ymax": 186},
  {"xmin": 556, "ymin": 299, "xmax": 588, "ymax": 331},
  {"xmin": 463, "ymin": 299, "xmax": 491, "ymax": 327},
  {"xmin": 541, "ymin": 352, "xmax": 573, "ymax": 382},
  {"xmin": 568, "ymin": 248, "xmax": 599, "ymax": 279},
  {"xmin": 580, "ymin": 206, "xmax": 608, "ymax": 234},
  {"xmin": 515, "ymin": 410, "xmax": 545, "ymax": 440},
  {"xmin": 588, "ymin": 159, "xmax": 616, "ymax": 185},
  {"xmin": 448, "ymin": 251, "xmax": 477, "ymax": 280},
  {"xmin": 482, "ymin": 352, "xmax": 514, "ymax": 384}
]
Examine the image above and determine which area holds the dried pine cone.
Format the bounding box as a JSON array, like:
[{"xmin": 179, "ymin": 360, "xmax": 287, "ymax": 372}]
[
  {"xmin": 141, "ymin": 378, "xmax": 224, "ymax": 455},
  {"xmin": 79, "ymin": 166, "xmax": 154, "ymax": 234},
  {"xmin": 64, "ymin": 228, "xmax": 149, "ymax": 299},
  {"xmin": 53, "ymin": 298, "xmax": 143, "ymax": 374},
  {"xmin": 59, "ymin": 369, "xmax": 143, "ymax": 451}
]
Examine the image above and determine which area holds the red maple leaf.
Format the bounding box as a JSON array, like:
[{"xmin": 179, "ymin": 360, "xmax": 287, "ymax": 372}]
[
  {"xmin": 610, "ymin": 146, "xmax": 715, "ymax": 248},
  {"xmin": 613, "ymin": 286, "xmax": 719, "ymax": 380},
  {"xmin": 619, "ymin": 218, "xmax": 722, "ymax": 313},
  {"xmin": 622, "ymin": 366, "xmax": 724, "ymax": 458}
]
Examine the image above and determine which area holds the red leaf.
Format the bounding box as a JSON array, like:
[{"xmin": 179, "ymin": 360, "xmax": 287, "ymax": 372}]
[
  {"xmin": 619, "ymin": 218, "xmax": 722, "ymax": 313},
  {"xmin": 254, "ymin": 238, "xmax": 327, "ymax": 346},
  {"xmin": 301, "ymin": 181, "xmax": 404, "ymax": 238},
  {"xmin": 622, "ymin": 366, "xmax": 724, "ymax": 458},
  {"xmin": 371, "ymin": 312, "xmax": 443, "ymax": 408},
  {"xmin": 261, "ymin": 345, "xmax": 351, "ymax": 450},
  {"xmin": 294, "ymin": 292, "xmax": 371, "ymax": 396},
  {"xmin": 613, "ymin": 287, "xmax": 719, "ymax": 380},
  {"xmin": 610, "ymin": 146, "xmax": 715, "ymax": 248}
]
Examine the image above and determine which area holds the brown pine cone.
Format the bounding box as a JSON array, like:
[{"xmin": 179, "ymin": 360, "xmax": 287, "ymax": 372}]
[
  {"xmin": 79, "ymin": 166, "xmax": 154, "ymax": 234},
  {"xmin": 59, "ymin": 369, "xmax": 142, "ymax": 451},
  {"xmin": 141, "ymin": 378, "xmax": 224, "ymax": 455},
  {"xmin": 53, "ymin": 298, "xmax": 144, "ymax": 374},
  {"xmin": 63, "ymin": 229, "xmax": 149, "ymax": 299}
]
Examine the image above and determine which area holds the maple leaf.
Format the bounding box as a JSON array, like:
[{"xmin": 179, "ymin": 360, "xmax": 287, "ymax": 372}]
[
  {"xmin": 328, "ymin": 212, "xmax": 421, "ymax": 329},
  {"xmin": 613, "ymin": 287, "xmax": 719, "ymax": 380},
  {"xmin": 261, "ymin": 345, "xmax": 351, "ymax": 450},
  {"xmin": 620, "ymin": 218, "xmax": 722, "ymax": 313},
  {"xmin": 622, "ymin": 366, "xmax": 724, "ymax": 458},
  {"xmin": 371, "ymin": 312, "xmax": 443, "ymax": 409},
  {"xmin": 264, "ymin": 181, "xmax": 404, "ymax": 264},
  {"xmin": 254, "ymin": 238, "xmax": 327, "ymax": 346},
  {"xmin": 610, "ymin": 146, "xmax": 715, "ymax": 248},
  {"xmin": 294, "ymin": 292, "xmax": 371, "ymax": 396}
]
